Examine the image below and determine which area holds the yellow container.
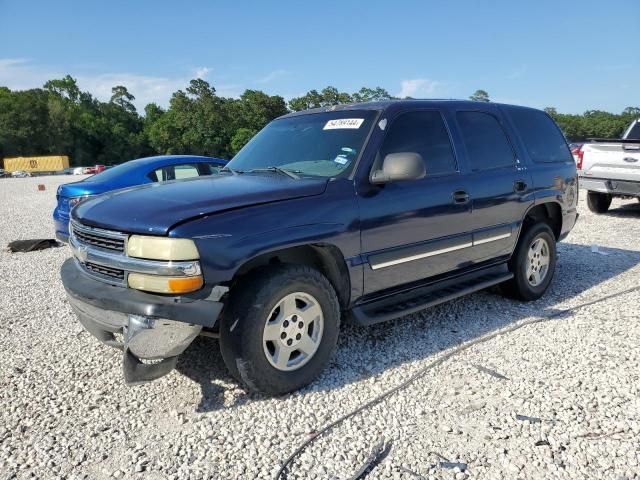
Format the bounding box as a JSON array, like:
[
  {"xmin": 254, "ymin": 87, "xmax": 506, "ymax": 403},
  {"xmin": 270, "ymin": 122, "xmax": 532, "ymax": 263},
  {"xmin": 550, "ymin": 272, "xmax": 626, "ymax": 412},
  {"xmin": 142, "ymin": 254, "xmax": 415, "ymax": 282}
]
[{"xmin": 3, "ymin": 155, "xmax": 70, "ymax": 173}]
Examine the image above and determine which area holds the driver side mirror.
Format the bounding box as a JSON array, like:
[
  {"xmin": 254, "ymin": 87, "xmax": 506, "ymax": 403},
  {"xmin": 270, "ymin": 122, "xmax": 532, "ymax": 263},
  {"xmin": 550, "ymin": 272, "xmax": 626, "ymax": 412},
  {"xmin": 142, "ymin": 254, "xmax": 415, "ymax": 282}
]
[{"xmin": 370, "ymin": 152, "xmax": 426, "ymax": 184}]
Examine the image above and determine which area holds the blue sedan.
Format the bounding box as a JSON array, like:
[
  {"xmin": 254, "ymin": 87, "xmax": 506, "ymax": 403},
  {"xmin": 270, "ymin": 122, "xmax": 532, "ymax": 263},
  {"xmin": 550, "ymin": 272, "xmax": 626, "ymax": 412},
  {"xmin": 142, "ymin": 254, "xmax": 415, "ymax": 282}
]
[{"xmin": 53, "ymin": 155, "xmax": 226, "ymax": 242}]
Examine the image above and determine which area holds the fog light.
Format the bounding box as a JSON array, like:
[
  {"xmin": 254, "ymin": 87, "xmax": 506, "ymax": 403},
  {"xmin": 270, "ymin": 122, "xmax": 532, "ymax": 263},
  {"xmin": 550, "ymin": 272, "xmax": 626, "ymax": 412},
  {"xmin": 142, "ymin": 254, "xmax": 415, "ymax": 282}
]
[{"xmin": 128, "ymin": 273, "xmax": 203, "ymax": 294}]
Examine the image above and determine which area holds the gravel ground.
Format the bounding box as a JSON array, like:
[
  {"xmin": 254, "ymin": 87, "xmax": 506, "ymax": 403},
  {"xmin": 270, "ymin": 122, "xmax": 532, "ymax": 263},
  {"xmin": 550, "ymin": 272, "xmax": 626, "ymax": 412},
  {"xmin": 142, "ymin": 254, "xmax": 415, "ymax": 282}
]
[{"xmin": 1, "ymin": 176, "xmax": 639, "ymax": 480}]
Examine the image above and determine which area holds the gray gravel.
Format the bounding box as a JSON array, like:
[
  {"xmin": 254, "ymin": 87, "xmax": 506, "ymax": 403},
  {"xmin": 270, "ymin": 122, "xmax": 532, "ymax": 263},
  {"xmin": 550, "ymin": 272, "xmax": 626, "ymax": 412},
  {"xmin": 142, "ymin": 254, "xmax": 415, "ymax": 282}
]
[{"xmin": 1, "ymin": 176, "xmax": 639, "ymax": 480}]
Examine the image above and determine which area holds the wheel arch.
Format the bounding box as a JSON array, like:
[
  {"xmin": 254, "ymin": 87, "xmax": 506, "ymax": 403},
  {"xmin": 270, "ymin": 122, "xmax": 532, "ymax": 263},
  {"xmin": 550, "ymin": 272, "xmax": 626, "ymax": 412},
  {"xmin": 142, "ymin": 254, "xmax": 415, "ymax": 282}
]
[
  {"xmin": 232, "ymin": 243, "xmax": 351, "ymax": 309},
  {"xmin": 522, "ymin": 201, "xmax": 562, "ymax": 240}
]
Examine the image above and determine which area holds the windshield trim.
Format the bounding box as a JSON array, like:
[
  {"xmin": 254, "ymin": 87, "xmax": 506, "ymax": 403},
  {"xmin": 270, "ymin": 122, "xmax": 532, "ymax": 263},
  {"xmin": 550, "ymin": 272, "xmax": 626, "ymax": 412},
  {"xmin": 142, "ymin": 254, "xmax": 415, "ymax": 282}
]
[{"xmin": 345, "ymin": 108, "xmax": 382, "ymax": 181}]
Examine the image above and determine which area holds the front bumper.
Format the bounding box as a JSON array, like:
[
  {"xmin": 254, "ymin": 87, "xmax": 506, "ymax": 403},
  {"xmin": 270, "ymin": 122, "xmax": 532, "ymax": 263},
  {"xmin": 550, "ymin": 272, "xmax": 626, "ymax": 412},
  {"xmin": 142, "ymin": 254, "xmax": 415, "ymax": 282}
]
[
  {"xmin": 61, "ymin": 258, "xmax": 223, "ymax": 383},
  {"xmin": 53, "ymin": 209, "xmax": 69, "ymax": 243},
  {"xmin": 579, "ymin": 176, "xmax": 640, "ymax": 196}
]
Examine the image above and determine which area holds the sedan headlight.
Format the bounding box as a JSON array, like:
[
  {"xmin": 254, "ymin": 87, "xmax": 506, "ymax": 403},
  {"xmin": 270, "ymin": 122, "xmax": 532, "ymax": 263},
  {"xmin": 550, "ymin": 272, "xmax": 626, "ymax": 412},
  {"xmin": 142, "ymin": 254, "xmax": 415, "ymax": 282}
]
[
  {"xmin": 126, "ymin": 236, "xmax": 200, "ymax": 261},
  {"xmin": 69, "ymin": 195, "xmax": 92, "ymax": 208}
]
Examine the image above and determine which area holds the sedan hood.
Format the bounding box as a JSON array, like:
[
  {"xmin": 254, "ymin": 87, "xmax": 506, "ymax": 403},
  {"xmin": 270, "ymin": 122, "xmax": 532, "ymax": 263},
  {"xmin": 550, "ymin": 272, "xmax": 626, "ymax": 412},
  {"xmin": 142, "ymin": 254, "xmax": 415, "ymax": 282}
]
[{"xmin": 72, "ymin": 174, "xmax": 328, "ymax": 235}]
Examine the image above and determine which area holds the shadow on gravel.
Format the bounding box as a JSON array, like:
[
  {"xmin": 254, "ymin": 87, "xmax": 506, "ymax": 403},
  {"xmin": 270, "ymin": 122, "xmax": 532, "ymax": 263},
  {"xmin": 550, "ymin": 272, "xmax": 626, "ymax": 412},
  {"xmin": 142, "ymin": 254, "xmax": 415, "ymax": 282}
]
[
  {"xmin": 176, "ymin": 242, "xmax": 640, "ymax": 412},
  {"xmin": 600, "ymin": 201, "xmax": 640, "ymax": 218},
  {"xmin": 176, "ymin": 337, "xmax": 253, "ymax": 412}
]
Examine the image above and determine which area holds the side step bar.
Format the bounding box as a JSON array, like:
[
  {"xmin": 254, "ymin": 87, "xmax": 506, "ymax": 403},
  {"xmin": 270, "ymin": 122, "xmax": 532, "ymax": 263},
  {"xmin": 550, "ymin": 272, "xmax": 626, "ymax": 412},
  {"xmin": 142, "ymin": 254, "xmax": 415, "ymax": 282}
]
[{"xmin": 351, "ymin": 265, "xmax": 513, "ymax": 326}]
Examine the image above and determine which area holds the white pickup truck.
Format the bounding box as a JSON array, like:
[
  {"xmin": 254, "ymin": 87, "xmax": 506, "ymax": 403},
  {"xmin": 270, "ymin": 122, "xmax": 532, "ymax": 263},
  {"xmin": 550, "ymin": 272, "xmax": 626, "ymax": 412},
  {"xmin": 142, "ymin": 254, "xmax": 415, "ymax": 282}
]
[{"xmin": 579, "ymin": 119, "xmax": 640, "ymax": 213}]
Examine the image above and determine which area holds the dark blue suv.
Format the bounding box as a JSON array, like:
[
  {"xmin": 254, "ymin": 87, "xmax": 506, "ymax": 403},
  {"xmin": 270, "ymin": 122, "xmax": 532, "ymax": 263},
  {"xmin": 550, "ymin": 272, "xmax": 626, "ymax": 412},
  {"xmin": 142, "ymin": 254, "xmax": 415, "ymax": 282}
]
[{"xmin": 60, "ymin": 100, "xmax": 578, "ymax": 395}]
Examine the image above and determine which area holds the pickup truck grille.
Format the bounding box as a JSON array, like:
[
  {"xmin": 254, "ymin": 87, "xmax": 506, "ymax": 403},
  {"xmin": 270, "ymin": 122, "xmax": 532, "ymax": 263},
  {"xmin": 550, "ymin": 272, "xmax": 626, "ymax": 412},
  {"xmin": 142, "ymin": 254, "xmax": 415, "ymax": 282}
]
[
  {"xmin": 71, "ymin": 222, "xmax": 126, "ymax": 253},
  {"xmin": 84, "ymin": 262, "xmax": 125, "ymax": 281}
]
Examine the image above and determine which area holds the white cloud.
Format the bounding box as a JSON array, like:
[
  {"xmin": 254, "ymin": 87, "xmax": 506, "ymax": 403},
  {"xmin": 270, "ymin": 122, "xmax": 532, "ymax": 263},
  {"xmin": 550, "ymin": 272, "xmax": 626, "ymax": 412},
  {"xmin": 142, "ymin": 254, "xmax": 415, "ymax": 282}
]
[
  {"xmin": 194, "ymin": 66, "xmax": 211, "ymax": 79},
  {"xmin": 75, "ymin": 73, "xmax": 187, "ymax": 109},
  {"xmin": 396, "ymin": 78, "xmax": 441, "ymax": 98},
  {"xmin": 0, "ymin": 58, "xmax": 61, "ymax": 90},
  {"xmin": 0, "ymin": 58, "xmax": 241, "ymax": 111},
  {"xmin": 257, "ymin": 69, "xmax": 288, "ymax": 84}
]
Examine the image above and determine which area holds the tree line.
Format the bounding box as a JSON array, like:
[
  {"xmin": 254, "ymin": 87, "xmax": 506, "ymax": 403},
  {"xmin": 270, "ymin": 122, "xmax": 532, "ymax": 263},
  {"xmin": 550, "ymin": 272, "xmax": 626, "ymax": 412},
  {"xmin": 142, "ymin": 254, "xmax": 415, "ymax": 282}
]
[{"xmin": 0, "ymin": 79, "xmax": 638, "ymax": 167}]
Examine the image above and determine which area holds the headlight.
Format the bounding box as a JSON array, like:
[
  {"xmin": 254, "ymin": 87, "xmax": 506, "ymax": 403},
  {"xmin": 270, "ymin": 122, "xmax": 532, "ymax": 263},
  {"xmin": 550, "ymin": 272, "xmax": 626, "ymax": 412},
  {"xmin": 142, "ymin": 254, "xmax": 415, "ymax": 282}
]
[
  {"xmin": 126, "ymin": 236, "xmax": 200, "ymax": 261},
  {"xmin": 69, "ymin": 195, "xmax": 92, "ymax": 207},
  {"xmin": 128, "ymin": 273, "xmax": 203, "ymax": 294}
]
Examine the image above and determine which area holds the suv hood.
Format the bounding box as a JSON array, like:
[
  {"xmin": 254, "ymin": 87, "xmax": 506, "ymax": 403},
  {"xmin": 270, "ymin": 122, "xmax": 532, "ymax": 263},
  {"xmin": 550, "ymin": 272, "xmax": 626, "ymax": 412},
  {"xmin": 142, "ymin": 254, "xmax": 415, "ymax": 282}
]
[{"xmin": 72, "ymin": 174, "xmax": 328, "ymax": 235}]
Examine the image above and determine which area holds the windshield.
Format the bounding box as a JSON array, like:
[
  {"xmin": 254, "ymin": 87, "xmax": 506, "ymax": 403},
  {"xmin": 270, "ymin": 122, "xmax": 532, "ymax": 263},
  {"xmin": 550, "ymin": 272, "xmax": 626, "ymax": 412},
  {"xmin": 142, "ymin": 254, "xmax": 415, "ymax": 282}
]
[{"xmin": 226, "ymin": 110, "xmax": 378, "ymax": 178}]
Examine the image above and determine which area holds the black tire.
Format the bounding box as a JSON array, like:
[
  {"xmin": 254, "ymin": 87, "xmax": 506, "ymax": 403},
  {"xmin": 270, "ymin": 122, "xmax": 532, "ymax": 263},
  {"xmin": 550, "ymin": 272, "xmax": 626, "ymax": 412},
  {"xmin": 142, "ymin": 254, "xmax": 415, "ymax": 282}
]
[
  {"xmin": 501, "ymin": 222, "xmax": 557, "ymax": 301},
  {"xmin": 219, "ymin": 264, "xmax": 340, "ymax": 396},
  {"xmin": 586, "ymin": 191, "xmax": 612, "ymax": 214}
]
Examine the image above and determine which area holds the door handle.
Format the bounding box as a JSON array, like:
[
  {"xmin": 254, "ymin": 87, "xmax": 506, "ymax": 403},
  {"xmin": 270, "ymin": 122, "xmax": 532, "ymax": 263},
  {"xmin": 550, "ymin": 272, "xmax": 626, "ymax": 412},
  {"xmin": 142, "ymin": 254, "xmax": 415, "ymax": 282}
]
[
  {"xmin": 452, "ymin": 190, "xmax": 470, "ymax": 205},
  {"xmin": 513, "ymin": 180, "xmax": 528, "ymax": 193}
]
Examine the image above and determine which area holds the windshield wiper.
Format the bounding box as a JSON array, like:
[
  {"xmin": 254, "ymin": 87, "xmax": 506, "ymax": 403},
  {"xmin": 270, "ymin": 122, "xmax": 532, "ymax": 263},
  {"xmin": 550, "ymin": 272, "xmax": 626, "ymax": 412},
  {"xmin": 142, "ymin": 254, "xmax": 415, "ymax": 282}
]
[
  {"xmin": 219, "ymin": 166, "xmax": 243, "ymax": 175},
  {"xmin": 248, "ymin": 166, "xmax": 300, "ymax": 179}
]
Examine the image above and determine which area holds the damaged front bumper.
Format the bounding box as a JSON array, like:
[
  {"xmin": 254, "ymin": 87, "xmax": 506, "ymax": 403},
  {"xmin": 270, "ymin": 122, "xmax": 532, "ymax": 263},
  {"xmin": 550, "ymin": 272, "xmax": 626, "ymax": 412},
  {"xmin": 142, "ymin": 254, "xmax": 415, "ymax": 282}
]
[{"xmin": 61, "ymin": 258, "xmax": 223, "ymax": 383}]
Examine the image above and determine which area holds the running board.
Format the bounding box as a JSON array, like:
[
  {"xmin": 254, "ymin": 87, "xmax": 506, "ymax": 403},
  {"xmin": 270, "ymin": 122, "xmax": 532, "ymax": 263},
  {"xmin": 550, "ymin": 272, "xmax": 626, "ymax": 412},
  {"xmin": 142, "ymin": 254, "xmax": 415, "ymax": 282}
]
[{"xmin": 351, "ymin": 266, "xmax": 513, "ymax": 326}]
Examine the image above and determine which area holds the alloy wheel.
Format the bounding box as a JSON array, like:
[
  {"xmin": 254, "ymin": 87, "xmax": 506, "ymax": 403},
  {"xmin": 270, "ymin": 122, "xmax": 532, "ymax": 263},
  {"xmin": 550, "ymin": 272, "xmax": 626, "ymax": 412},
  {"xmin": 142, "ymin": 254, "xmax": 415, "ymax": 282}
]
[{"xmin": 262, "ymin": 292, "xmax": 324, "ymax": 371}]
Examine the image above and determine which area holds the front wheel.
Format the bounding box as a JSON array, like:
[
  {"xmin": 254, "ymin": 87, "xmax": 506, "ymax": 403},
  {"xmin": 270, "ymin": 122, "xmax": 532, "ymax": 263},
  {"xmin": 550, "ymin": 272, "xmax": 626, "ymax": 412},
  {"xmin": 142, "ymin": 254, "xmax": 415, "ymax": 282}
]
[
  {"xmin": 586, "ymin": 191, "xmax": 612, "ymax": 213},
  {"xmin": 501, "ymin": 223, "xmax": 557, "ymax": 301},
  {"xmin": 219, "ymin": 265, "xmax": 340, "ymax": 395}
]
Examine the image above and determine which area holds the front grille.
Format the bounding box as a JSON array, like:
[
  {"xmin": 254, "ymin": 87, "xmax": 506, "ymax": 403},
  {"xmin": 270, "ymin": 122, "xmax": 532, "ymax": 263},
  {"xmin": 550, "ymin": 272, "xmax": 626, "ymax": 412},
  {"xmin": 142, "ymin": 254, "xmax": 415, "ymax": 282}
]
[
  {"xmin": 72, "ymin": 225, "xmax": 126, "ymax": 252},
  {"xmin": 84, "ymin": 262, "xmax": 125, "ymax": 281}
]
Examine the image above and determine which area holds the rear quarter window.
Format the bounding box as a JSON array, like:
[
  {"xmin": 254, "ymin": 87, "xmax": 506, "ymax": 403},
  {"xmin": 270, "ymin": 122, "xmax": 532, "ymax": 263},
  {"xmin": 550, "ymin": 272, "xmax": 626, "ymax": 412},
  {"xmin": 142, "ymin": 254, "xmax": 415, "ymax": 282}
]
[
  {"xmin": 456, "ymin": 111, "xmax": 515, "ymax": 171},
  {"xmin": 507, "ymin": 108, "xmax": 573, "ymax": 163}
]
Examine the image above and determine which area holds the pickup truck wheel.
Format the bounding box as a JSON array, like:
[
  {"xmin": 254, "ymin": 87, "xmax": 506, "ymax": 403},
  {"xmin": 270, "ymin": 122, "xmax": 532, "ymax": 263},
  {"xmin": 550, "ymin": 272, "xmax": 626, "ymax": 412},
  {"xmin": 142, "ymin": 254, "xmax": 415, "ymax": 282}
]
[
  {"xmin": 501, "ymin": 223, "xmax": 556, "ymax": 301},
  {"xmin": 586, "ymin": 191, "xmax": 612, "ymax": 213},
  {"xmin": 219, "ymin": 265, "xmax": 340, "ymax": 395}
]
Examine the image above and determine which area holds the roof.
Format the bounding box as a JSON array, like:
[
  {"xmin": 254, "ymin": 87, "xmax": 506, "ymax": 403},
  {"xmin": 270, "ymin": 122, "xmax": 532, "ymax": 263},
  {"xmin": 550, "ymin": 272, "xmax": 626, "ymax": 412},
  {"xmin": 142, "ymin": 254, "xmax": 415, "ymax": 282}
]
[
  {"xmin": 121, "ymin": 155, "xmax": 225, "ymax": 167},
  {"xmin": 279, "ymin": 99, "xmax": 540, "ymax": 119}
]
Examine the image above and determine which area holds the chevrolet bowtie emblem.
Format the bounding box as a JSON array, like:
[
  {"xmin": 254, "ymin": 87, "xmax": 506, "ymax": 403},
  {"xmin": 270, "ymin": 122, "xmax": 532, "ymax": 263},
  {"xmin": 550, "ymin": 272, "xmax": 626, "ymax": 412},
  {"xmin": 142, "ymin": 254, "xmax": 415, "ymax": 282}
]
[{"xmin": 76, "ymin": 245, "xmax": 89, "ymax": 263}]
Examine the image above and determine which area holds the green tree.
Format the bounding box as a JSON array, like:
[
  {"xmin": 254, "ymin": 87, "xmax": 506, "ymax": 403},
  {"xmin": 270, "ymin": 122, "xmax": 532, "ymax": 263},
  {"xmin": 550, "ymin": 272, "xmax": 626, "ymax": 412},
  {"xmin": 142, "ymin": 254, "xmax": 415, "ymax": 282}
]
[
  {"xmin": 230, "ymin": 128, "xmax": 257, "ymax": 154},
  {"xmin": 288, "ymin": 85, "xmax": 393, "ymax": 111},
  {"xmin": 43, "ymin": 75, "xmax": 81, "ymax": 102},
  {"xmin": 146, "ymin": 79, "xmax": 232, "ymax": 157},
  {"xmin": 469, "ymin": 89, "xmax": 490, "ymax": 102},
  {"xmin": 4, "ymin": 75, "xmax": 638, "ymax": 167},
  {"xmin": 288, "ymin": 89, "xmax": 326, "ymax": 111},
  {"xmin": 110, "ymin": 85, "xmax": 136, "ymax": 114},
  {"xmin": 351, "ymin": 87, "xmax": 393, "ymax": 103},
  {"xmin": 0, "ymin": 87, "xmax": 51, "ymax": 158}
]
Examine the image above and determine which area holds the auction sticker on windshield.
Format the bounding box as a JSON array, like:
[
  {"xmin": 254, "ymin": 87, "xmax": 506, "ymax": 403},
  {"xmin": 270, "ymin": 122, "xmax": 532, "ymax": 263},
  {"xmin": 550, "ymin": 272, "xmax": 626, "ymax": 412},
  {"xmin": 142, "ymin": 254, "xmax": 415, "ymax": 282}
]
[{"xmin": 323, "ymin": 118, "xmax": 365, "ymax": 130}]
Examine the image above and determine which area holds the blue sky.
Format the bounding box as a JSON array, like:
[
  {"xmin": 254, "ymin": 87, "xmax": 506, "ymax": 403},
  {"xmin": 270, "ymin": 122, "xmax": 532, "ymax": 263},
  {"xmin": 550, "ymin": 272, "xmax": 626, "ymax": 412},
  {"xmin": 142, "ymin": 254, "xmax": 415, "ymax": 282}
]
[{"xmin": 1, "ymin": 0, "xmax": 638, "ymax": 113}]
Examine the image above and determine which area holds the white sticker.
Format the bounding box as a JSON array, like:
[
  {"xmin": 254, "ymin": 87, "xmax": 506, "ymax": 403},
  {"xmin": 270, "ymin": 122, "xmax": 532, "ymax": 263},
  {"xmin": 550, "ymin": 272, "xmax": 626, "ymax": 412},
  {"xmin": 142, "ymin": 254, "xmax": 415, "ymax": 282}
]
[
  {"xmin": 323, "ymin": 118, "xmax": 365, "ymax": 130},
  {"xmin": 334, "ymin": 155, "xmax": 349, "ymax": 165}
]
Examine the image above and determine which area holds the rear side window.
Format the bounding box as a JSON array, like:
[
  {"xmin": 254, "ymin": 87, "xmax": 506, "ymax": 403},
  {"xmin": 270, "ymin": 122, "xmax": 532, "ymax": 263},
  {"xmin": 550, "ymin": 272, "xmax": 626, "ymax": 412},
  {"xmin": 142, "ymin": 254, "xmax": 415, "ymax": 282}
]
[
  {"xmin": 456, "ymin": 111, "xmax": 515, "ymax": 171},
  {"xmin": 507, "ymin": 108, "xmax": 572, "ymax": 163},
  {"xmin": 174, "ymin": 164, "xmax": 200, "ymax": 179},
  {"xmin": 149, "ymin": 163, "xmax": 204, "ymax": 182},
  {"xmin": 380, "ymin": 110, "xmax": 457, "ymax": 176}
]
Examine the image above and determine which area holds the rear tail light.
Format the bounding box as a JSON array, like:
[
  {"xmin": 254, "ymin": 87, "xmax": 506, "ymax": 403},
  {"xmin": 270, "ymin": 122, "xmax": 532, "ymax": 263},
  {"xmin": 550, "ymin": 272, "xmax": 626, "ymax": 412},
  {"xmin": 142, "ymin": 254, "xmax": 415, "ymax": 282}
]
[{"xmin": 576, "ymin": 145, "xmax": 584, "ymax": 170}]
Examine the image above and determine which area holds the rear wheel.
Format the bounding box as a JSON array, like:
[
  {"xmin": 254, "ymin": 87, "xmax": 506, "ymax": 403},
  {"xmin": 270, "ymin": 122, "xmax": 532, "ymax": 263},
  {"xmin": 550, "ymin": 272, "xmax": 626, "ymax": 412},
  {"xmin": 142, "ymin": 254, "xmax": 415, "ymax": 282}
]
[
  {"xmin": 501, "ymin": 223, "xmax": 556, "ymax": 301},
  {"xmin": 586, "ymin": 191, "xmax": 612, "ymax": 213},
  {"xmin": 219, "ymin": 265, "xmax": 340, "ymax": 395}
]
